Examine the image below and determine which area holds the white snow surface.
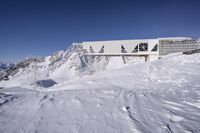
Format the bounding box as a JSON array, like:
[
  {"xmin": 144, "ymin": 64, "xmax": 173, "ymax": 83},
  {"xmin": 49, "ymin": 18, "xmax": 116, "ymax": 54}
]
[{"xmin": 0, "ymin": 52, "xmax": 200, "ymax": 133}]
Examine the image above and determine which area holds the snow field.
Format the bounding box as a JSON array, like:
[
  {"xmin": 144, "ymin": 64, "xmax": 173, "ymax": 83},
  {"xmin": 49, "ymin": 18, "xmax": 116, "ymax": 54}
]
[{"xmin": 0, "ymin": 53, "xmax": 200, "ymax": 133}]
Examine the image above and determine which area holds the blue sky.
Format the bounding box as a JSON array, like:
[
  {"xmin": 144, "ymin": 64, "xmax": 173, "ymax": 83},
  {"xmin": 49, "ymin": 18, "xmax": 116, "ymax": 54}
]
[{"xmin": 0, "ymin": 0, "xmax": 200, "ymax": 63}]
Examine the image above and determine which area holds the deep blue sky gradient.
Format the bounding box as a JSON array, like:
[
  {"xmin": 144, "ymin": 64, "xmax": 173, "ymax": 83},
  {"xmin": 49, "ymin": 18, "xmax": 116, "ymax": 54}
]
[{"xmin": 1, "ymin": 0, "xmax": 200, "ymax": 62}]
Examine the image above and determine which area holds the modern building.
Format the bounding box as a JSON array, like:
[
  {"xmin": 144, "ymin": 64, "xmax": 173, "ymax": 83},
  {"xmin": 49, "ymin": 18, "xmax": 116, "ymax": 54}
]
[{"xmin": 74, "ymin": 37, "xmax": 199, "ymax": 61}]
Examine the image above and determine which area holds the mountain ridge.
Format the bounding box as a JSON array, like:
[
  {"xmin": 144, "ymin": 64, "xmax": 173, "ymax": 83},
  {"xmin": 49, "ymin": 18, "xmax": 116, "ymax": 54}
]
[{"xmin": 0, "ymin": 45, "xmax": 143, "ymax": 88}]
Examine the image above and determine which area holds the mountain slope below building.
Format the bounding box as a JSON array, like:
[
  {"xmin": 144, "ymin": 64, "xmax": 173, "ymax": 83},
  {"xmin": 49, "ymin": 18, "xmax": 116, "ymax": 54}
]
[{"xmin": 0, "ymin": 45, "xmax": 144, "ymax": 88}]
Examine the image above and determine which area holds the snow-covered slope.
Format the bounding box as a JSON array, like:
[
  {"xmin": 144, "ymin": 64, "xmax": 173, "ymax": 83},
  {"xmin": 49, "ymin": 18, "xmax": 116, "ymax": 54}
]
[
  {"xmin": 0, "ymin": 45, "xmax": 143, "ymax": 88},
  {"xmin": 0, "ymin": 45, "xmax": 94, "ymax": 87},
  {"xmin": 0, "ymin": 53, "xmax": 200, "ymax": 133}
]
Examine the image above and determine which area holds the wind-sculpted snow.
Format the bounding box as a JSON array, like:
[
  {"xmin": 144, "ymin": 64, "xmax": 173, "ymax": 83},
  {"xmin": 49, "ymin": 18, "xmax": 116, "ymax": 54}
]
[
  {"xmin": 0, "ymin": 53, "xmax": 200, "ymax": 133},
  {"xmin": 0, "ymin": 89, "xmax": 200, "ymax": 133}
]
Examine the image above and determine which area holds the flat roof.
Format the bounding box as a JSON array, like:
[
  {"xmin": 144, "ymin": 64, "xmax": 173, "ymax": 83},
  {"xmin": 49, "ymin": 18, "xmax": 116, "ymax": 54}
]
[
  {"xmin": 75, "ymin": 37, "xmax": 193, "ymax": 44},
  {"xmin": 158, "ymin": 37, "xmax": 192, "ymax": 40}
]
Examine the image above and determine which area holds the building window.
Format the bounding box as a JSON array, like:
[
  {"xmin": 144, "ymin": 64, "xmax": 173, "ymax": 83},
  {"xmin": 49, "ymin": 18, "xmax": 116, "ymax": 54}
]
[
  {"xmin": 90, "ymin": 46, "xmax": 95, "ymax": 53},
  {"xmin": 139, "ymin": 43, "xmax": 148, "ymax": 51},
  {"xmin": 151, "ymin": 44, "xmax": 157, "ymax": 51},
  {"xmin": 121, "ymin": 45, "xmax": 127, "ymax": 53},
  {"xmin": 99, "ymin": 45, "xmax": 104, "ymax": 53},
  {"xmin": 132, "ymin": 45, "xmax": 138, "ymax": 53}
]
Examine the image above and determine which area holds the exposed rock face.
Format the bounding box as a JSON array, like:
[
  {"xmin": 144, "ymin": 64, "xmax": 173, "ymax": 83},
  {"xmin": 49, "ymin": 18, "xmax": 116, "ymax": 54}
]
[{"xmin": 0, "ymin": 58, "xmax": 43, "ymax": 81}]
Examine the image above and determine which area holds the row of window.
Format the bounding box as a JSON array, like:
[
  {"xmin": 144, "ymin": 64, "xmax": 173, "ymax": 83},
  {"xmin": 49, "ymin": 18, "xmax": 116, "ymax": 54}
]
[
  {"xmin": 89, "ymin": 43, "xmax": 158, "ymax": 53},
  {"xmin": 159, "ymin": 40, "xmax": 197, "ymax": 45},
  {"xmin": 159, "ymin": 44, "xmax": 198, "ymax": 49}
]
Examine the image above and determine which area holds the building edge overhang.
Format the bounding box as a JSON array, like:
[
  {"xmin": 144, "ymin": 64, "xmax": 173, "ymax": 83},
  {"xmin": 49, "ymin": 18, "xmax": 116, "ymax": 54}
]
[{"xmin": 73, "ymin": 37, "xmax": 194, "ymax": 44}]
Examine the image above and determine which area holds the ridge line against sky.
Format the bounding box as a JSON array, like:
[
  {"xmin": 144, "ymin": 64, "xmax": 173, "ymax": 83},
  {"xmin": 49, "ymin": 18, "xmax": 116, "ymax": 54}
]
[{"xmin": 0, "ymin": 0, "xmax": 200, "ymax": 63}]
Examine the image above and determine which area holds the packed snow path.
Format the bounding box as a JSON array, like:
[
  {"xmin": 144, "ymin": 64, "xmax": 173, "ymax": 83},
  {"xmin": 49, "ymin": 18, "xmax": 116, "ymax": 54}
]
[{"xmin": 0, "ymin": 53, "xmax": 200, "ymax": 133}]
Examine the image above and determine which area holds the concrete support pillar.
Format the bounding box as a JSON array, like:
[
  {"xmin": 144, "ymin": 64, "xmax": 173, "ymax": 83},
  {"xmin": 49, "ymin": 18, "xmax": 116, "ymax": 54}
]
[
  {"xmin": 145, "ymin": 55, "xmax": 149, "ymax": 62},
  {"xmin": 121, "ymin": 56, "xmax": 126, "ymax": 64}
]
